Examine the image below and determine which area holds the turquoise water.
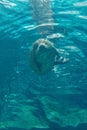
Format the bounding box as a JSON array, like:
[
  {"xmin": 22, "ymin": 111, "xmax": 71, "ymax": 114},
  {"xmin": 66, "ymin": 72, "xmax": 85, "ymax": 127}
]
[{"xmin": 0, "ymin": 0, "xmax": 87, "ymax": 130}]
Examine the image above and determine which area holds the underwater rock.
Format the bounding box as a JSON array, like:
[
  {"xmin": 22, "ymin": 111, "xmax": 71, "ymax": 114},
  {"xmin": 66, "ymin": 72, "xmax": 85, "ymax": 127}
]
[
  {"xmin": 40, "ymin": 96, "xmax": 87, "ymax": 127},
  {"xmin": 0, "ymin": 100, "xmax": 48, "ymax": 129}
]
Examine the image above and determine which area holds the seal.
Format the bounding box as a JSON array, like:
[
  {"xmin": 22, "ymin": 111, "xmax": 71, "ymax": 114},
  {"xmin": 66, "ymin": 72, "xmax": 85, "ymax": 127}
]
[{"xmin": 29, "ymin": 39, "xmax": 68, "ymax": 74}]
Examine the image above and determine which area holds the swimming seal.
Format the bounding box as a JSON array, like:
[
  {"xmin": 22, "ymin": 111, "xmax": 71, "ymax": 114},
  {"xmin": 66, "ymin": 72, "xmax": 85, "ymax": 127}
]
[{"xmin": 29, "ymin": 39, "xmax": 68, "ymax": 74}]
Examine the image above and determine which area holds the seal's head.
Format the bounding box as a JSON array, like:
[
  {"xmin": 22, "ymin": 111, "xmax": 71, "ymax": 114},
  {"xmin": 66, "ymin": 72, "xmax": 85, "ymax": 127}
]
[{"xmin": 29, "ymin": 39, "xmax": 56, "ymax": 74}]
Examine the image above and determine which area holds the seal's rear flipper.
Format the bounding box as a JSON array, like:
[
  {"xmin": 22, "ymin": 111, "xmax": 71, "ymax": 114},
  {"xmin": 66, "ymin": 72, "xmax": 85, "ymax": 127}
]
[{"xmin": 54, "ymin": 56, "xmax": 69, "ymax": 65}]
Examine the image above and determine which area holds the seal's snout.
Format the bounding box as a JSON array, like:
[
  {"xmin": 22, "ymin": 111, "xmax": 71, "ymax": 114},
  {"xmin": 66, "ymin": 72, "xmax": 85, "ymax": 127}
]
[
  {"xmin": 38, "ymin": 44, "xmax": 47, "ymax": 51},
  {"xmin": 40, "ymin": 44, "xmax": 45, "ymax": 49}
]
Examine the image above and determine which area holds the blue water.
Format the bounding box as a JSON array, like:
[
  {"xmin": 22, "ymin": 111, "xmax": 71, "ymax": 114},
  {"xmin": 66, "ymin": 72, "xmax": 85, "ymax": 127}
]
[{"xmin": 0, "ymin": 0, "xmax": 87, "ymax": 130}]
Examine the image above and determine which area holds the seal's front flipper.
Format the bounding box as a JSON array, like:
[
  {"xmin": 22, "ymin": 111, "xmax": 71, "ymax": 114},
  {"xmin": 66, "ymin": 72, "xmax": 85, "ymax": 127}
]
[{"xmin": 54, "ymin": 56, "xmax": 69, "ymax": 65}]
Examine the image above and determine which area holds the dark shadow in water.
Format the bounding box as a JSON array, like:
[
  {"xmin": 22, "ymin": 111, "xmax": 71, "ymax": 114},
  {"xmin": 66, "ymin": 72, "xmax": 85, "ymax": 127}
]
[{"xmin": 0, "ymin": 123, "xmax": 87, "ymax": 130}]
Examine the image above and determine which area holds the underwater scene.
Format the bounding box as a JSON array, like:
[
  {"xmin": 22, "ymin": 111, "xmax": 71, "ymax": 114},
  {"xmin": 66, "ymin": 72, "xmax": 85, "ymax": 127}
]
[{"xmin": 0, "ymin": 0, "xmax": 87, "ymax": 130}]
